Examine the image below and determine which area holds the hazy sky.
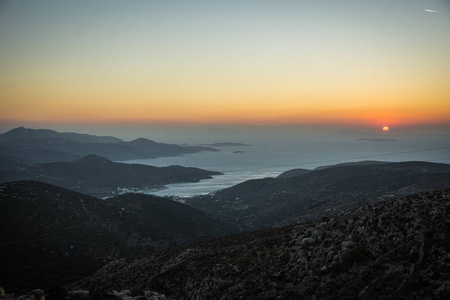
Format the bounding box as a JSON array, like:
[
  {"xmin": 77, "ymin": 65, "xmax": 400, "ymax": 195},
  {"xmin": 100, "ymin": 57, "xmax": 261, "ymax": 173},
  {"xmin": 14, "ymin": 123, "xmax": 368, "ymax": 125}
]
[{"xmin": 1, "ymin": 0, "xmax": 449, "ymax": 139}]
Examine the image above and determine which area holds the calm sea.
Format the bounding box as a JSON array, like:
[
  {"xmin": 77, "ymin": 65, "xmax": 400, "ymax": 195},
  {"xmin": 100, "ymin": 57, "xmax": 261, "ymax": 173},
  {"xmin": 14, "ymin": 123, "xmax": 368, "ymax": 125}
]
[{"xmin": 122, "ymin": 136, "xmax": 450, "ymax": 197}]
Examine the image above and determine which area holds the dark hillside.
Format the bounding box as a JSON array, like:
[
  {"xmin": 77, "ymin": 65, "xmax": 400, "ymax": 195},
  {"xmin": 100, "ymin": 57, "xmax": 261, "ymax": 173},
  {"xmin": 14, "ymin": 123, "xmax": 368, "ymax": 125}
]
[
  {"xmin": 0, "ymin": 144, "xmax": 81, "ymax": 163},
  {"xmin": 0, "ymin": 181, "xmax": 235, "ymax": 293},
  {"xmin": 0, "ymin": 155, "xmax": 33, "ymax": 170},
  {"xmin": 0, "ymin": 127, "xmax": 219, "ymax": 162},
  {"xmin": 109, "ymin": 194, "xmax": 236, "ymax": 247},
  {"xmin": 0, "ymin": 127, "xmax": 123, "ymax": 144},
  {"xmin": 277, "ymin": 168, "xmax": 311, "ymax": 178},
  {"xmin": 123, "ymin": 138, "xmax": 218, "ymax": 157},
  {"xmin": 187, "ymin": 161, "xmax": 450, "ymax": 230},
  {"xmin": 0, "ymin": 181, "xmax": 122, "ymax": 293},
  {"xmin": 68, "ymin": 190, "xmax": 450, "ymax": 299},
  {"xmin": 0, "ymin": 154, "xmax": 221, "ymax": 197}
]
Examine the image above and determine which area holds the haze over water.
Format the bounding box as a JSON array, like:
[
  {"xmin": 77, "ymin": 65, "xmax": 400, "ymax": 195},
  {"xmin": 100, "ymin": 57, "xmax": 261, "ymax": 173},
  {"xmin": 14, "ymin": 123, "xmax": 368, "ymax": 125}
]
[{"xmin": 124, "ymin": 135, "xmax": 450, "ymax": 197}]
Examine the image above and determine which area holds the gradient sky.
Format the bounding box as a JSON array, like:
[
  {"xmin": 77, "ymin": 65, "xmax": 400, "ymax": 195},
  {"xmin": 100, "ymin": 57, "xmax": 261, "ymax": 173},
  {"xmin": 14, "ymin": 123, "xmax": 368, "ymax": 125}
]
[{"xmin": 1, "ymin": 0, "xmax": 449, "ymax": 135}]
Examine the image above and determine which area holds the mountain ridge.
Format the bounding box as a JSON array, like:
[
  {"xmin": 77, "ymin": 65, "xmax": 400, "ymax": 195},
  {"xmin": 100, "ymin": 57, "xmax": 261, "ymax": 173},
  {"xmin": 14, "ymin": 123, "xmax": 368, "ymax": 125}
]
[
  {"xmin": 0, "ymin": 127, "xmax": 123, "ymax": 144},
  {"xmin": 67, "ymin": 189, "xmax": 450, "ymax": 299},
  {"xmin": 0, "ymin": 154, "xmax": 222, "ymax": 197},
  {"xmin": 0, "ymin": 127, "xmax": 219, "ymax": 163},
  {"xmin": 187, "ymin": 161, "xmax": 450, "ymax": 230},
  {"xmin": 0, "ymin": 180, "xmax": 235, "ymax": 293}
]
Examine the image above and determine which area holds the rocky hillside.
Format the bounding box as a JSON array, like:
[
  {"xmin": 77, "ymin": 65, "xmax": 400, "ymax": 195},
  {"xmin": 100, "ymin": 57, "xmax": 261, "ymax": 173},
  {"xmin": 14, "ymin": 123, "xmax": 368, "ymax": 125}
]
[
  {"xmin": 187, "ymin": 161, "xmax": 450, "ymax": 231},
  {"xmin": 68, "ymin": 189, "xmax": 450, "ymax": 299},
  {"xmin": 0, "ymin": 181, "xmax": 235, "ymax": 293},
  {"xmin": 0, "ymin": 154, "xmax": 221, "ymax": 197}
]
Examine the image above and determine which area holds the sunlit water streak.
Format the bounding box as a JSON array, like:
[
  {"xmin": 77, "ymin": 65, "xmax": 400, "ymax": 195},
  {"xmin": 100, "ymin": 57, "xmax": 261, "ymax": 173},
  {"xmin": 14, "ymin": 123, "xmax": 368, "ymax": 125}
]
[{"xmin": 121, "ymin": 137, "xmax": 450, "ymax": 197}]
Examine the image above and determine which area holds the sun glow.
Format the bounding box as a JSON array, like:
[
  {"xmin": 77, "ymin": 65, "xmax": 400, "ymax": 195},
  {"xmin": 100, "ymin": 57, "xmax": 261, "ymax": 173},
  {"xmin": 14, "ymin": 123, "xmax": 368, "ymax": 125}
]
[
  {"xmin": 382, "ymin": 126, "xmax": 389, "ymax": 132},
  {"xmin": 0, "ymin": 1, "xmax": 449, "ymax": 131}
]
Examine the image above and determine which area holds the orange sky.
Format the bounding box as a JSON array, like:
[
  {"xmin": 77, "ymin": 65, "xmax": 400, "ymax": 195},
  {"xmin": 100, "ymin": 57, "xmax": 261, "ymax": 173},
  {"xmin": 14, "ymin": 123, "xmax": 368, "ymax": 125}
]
[{"xmin": 1, "ymin": 1, "xmax": 449, "ymax": 132}]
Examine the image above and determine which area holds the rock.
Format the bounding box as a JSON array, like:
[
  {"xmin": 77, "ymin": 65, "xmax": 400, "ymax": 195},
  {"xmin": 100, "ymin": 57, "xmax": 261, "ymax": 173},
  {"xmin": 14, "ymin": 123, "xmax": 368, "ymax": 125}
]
[{"xmin": 17, "ymin": 190, "xmax": 450, "ymax": 299}]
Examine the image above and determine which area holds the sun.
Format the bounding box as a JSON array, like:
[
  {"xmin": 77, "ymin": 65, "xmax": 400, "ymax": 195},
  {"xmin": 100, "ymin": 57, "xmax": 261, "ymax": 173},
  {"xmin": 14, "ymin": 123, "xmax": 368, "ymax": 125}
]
[{"xmin": 382, "ymin": 126, "xmax": 389, "ymax": 132}]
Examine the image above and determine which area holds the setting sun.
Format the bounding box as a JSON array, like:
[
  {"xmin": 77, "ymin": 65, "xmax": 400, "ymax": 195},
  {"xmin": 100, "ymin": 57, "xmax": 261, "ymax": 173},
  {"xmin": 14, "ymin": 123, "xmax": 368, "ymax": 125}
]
[
  {"xmin": 383, "ymin": 126, "xmax": 389, "ymax": 132},
  {"xmin": 1, "ymin": 1, "xmax": 450, "ymax": 130}
]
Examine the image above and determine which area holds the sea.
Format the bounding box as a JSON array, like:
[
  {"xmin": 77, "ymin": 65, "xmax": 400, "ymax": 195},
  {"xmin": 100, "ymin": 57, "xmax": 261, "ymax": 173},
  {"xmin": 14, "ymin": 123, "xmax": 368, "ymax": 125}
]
[{"xmin": 122, "ymin": 136, "xmax": 450, "ymax": 197}]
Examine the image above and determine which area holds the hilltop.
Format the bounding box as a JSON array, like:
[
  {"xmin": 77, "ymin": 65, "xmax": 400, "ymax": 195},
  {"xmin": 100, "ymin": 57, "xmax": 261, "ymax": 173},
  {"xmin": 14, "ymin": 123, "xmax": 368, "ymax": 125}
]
[
  {"xmin": 0, "ymin": 127, "xmax": 219, "ymax": 163},
  {"xmin": 67, "ymin": 189, "xmax": 450, "ymax": 299},
  {"xmin": 0, "ymin": 154, "xmax": 222, "ymax": 197},
  {"xmin": 187, "ymin": 161, "xmax": 450, "ymax": 230},
  {"xmin": 0, "ymin": 181, "xmax": 235, "ymax": 293},
  {"xmin": 0, "ymin": 127, "xmax": 123, "ymax": 144}
]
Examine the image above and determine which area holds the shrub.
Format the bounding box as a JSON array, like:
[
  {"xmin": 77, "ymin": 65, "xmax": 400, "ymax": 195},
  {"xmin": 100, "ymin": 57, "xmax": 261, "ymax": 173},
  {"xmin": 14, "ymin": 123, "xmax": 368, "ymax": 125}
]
[
  {"xmin": 329, "ymin": 261, "xmax": 343, "ymax": 274},
  {"xmin": 342, "ymin": 245, "xmax": 369, "ymax": 267}
]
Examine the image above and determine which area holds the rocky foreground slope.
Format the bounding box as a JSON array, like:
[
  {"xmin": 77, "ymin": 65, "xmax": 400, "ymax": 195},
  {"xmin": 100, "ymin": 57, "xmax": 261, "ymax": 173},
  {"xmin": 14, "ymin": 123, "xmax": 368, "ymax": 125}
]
[
  {"xmin": 0, "ymin": 181, "xmax": 234, "ymax": 293},
  {"xmin": 67, "ymin": 189, "xmax": 450, "ymax": 299}
]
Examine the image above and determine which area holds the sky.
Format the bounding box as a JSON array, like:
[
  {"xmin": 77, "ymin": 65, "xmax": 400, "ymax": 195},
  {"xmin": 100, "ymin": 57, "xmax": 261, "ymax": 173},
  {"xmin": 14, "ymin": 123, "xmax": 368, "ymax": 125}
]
[{"xmin": 0, "ymin": 0, "xmax": 449, "ymax": 141}]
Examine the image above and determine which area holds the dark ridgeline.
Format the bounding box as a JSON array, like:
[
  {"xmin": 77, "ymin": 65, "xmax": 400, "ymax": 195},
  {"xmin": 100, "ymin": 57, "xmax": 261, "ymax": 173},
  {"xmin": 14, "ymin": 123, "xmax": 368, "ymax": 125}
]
[
  {"xmin": 0, "ymin": 181, "xmax": 236, "ymax": 294},
  {"xmin": 0, "ymin": 127, "xmax": 219, "ymax": 163},
  {"xmin": 187, "ymin": 161, "xmax": 450, "ymax": 230},
  {"xmin": 0, "ymin": 154, "xmax": 221, "ymax": 197},
  {"xmin": 67, "ymin": 189, "xmax": 450, "ymax": 299}
]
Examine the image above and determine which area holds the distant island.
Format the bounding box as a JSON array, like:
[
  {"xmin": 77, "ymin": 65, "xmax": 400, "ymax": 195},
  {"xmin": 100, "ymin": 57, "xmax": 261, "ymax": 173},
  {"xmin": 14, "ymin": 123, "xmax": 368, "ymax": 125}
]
[
  {"xmin": 198, "ymin": 142, "xmax": 251, "ymax": 147},
  {"xmin": 355, "ymin": 138, "xmax": 396, "ymax": 142},
  {"xmin": 0, "ymin": 127, "xmax": 219, "ymax": 163}
]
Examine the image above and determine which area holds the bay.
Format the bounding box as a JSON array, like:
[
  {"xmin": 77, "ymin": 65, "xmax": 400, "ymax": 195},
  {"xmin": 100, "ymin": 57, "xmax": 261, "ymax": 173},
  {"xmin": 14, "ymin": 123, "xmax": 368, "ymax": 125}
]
[{"xmin": 121, "ymin": 137, "xmax": 450, "ymax": 197}]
